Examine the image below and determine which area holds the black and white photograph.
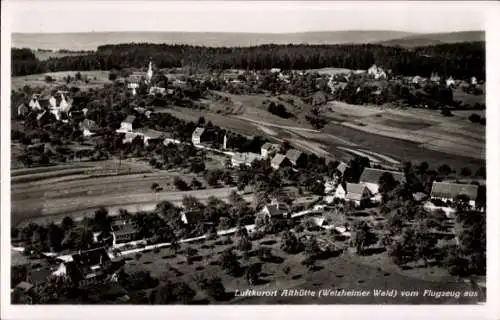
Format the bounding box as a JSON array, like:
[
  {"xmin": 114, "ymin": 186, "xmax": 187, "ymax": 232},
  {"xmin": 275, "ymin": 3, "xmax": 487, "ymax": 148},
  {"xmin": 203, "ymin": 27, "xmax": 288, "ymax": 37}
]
[{"xmin": 1, "ymin": 1, "xmax": 499, "ymax": 319}]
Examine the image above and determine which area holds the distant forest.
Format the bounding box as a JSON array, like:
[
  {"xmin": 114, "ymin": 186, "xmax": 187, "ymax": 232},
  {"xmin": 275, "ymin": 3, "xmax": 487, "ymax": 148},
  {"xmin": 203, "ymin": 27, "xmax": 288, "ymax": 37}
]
[{"xmin": 12, "ymin": 42, "xmax": 485, "ymax": 79}]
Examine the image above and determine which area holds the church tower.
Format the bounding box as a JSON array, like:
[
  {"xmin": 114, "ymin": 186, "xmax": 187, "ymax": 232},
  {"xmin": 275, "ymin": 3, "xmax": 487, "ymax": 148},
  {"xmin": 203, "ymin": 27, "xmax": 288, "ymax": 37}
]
[{"xmin": 146, "ymin": 59, "xmax": 153, "ymax": 85}]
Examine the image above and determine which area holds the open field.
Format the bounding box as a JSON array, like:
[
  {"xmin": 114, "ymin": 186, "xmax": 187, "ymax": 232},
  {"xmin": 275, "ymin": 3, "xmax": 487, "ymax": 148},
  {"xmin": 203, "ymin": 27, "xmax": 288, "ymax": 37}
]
[
  {"xmin": 11, "ymin": 158, "xmax": 242, "ymax": 227},
  {"xmin": 11, "ymin": 71, "xmax": 112, "ymax": 91},
  {"xmin": 307, "ymin": 67, "xmax": 353, "ymax": 76},
  {"xmin": 452, "ymin": 87, "xmax": 485, "ymax": 106}
]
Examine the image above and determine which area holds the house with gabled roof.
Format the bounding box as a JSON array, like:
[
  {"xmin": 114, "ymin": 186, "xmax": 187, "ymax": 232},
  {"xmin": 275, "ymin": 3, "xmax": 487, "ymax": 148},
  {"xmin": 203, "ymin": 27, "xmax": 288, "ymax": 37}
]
[
  {"xmin": 335, "ymin": 162, "xmax": 349, "ymax": 177},
  {"xmin": 231, "ymin": 152, "xmax": 262, "ymax": 167},
  {"xmin": 285, "ymin": 149, "xmax": 307, "ymax": 168},
  {"xmin": 79, "ymin": 119, "xmax": 99, "ymax": 137},
  {"xmin": 359, "ymin": 168, "xmax": 406, "ymax": 195},
  {"xmin": 345, "ymin": 183, "xmax": 371, "ymax": 207},
  {"xmin": 119, "ymin": 115, "xmax": 138, "ymax": 132},
  {"xmin": 192, "ymin": 127, "xmax": 210, "ymax": 145},
  {"xmin": 63, "ymin": 247, "xmax": 115, "ymax": 288},
  {"xmin": 430, "ymin": 182, "xmax": 479, "ymax": 208},
  {"xmin": 17, "ymin": 103, "xmax": 29, "ymax": 118},
  {"xmin": 257, "ymin": 199, "xmax": 290, "ymax": 223},
  {"xmin": 271, "ymin": 154, "xmax": 291, "ymax": 170},
  {"xmin": 261, "ymin": 142, "xmax": 280, "ymax": 159}
]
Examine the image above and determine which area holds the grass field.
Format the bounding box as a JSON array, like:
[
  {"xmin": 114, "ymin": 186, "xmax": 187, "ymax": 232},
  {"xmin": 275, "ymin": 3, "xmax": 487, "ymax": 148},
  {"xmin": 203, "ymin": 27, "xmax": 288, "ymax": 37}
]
[
  {"xmin": 11, "ymin": 157, "xmax": 239, "ymax": 227},
  {"xmin": 11, "ymin": 71, "xmax": 111, "ymax": 91}
]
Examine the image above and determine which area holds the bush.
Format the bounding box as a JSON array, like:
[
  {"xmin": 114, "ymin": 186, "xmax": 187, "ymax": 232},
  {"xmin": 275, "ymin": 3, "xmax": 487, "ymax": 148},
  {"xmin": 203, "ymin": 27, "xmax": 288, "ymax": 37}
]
[
  {"xmin": 441, "ymin": 109, "xmax": 453, "ymax": 117},
  {"xmin": 45, "ymin": 75, "xmax": 54, "ymax": 83}
]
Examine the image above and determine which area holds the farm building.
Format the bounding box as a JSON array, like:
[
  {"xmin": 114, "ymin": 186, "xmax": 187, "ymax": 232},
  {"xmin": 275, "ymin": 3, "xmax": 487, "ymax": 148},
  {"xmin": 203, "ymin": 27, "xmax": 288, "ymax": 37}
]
[
  {"xmin": 430, "ymin": 182, "xmax": 479, "ymax": 209},
  {"xmin": 260, "ymin": 142, "xmax": 280, "ymax": 159},
  {"xmin": 119, "ymin": 115, "xmax": 139, "ymax": 132},
  {"xmin": 191, "ymin": 127, "xmax": 210, "ymax": 145},
  {"xmin": 285, "ymin": 149, "xmax": 307, "ymax": 168},
  {"xmin": 231, "ymin": 152, "xmax": 262, "ymax": 167},
  {"xmin": 111, "ymin": 222, "xmax": 140, "ymax": 245},
  {"xmin": 359, "ymin": 168, "xmax": 406, "ymax": 195},
  {"xmin": 471, "ymin": 77, "xmax": 478, "ymax": 86},
  {"xmin": 135, "ymin": 128, "xmax": 166, "ymax": 146},
  {"xmin": 270, "ymin": 68, "xmax": 281, "ymax": 74},
  {"xmin": 79, "ymin": 119, "xmax": 99, "ymax": 137},
  {"xmin": 257, "ymin": 200, "xmax": 290, "ymax": 223},
  {"xmin": 61, "ymin": 247, "xmax": 115, "ymax": 288},
  {"xmin": 345, "ymin": 183, "xmax": 371, "ymax": 207},
  {"xmin": 149, "ymin": 86, "xmax": 166, "ymax": 96},
  {"xmin": 412, "ymin": 75, "xmax": 424, "ymax": 85},
  {"xmin": 271, "ymin": 154, "xmax": 291, "ymax": 170},
  {"xmin": 367, "ymin": 65, "xmax": 387, "ymax": 80}
]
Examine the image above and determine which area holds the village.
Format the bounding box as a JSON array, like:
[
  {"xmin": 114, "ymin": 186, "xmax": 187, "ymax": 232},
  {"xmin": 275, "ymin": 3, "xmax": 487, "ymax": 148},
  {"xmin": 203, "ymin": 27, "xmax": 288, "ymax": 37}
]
[{"xmin": 10, "ymin": 53, "xmax": 486, "ymax": 304}]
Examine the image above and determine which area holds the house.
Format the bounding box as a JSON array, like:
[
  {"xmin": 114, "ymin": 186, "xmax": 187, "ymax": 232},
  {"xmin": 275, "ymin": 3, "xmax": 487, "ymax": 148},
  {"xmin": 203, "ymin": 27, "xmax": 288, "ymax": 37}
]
[
  {"xmin": 324, "ymin": 179, "xmax": 337, "ymax": 194},
  {"xmin": 412, "ymin": 75, "xmax": 424, "ymax": 85},
  {"xmin": 260, "ymin": 142, "xmax": 280, "ymax": 159},
  {"xmin": 135, "ymin": 128, "xmax": 166, "ymax": 146},
  {"xmin": 412, "ymin": 192, "xmax": 428, "ymax": 202},
  {"xmin": 231, "ymin": 152, "xmax": 262, "ymax": 167},
  {"xmin": 64, "ymin": 247, "xmax": 114, "ymax": 288},
  {"xmin": 333, "ymin": 184, "xmax": 346, "ymax": 200},
  {"xmin": 335, "ymin": 162, "xmax": 349, "ymax": 177},
  {"xmin": 367, "ymin": 65, "xmax": 387, "ymax": 80},
  {"xmin": 471, "ymin": 77, "xmax": 478, "ymax": 86},
  {"xmin": 430, "ymin": 182, "xmax": 479, "ymax": 208},
  {"xmin": 180, "ymin": 210, "xmax": 206, "ymax": 225},
  {"xmin": 285, "ymin": 149, "xmax": 307, "ymax": 168},
  {"xmin": 311, "ymin": 91, "xmax": 327, "ymax": 106},
  {"xmin": 345, "ymin": 183, "xmax": 371, "ymax": 207},
  {"xmin": 271, "ymin": 154, "xmax": 291, "ymax": 170},
  {"xmin": 127, "ymin": 82, "xmax": 139, "ymax": 95},
  {"xmin": 359, "ymin": 168, "xmax": 406, "ymax": 195},
  {"xmin": 120, "ymin": 115, "xmax": 138, "ymax": 132},
  {"xmin": 430, "ymin": 73, "xmax": 441, "ymax": 84},
  {"xmin": 17, "ymin": 104, "xmax": 29, "ymax": 118},
  {"xmin": 191, "ymin": 127, "xmax": 210, "ymax": 145},
  {"xmin": 149, "ymin": 86, "xmax": 166, "ymax": 96},
  {"xmin": 270, "ymin": 68, "xmax": 281, "ymax": 74},
  {"xmin": 446, "ymin": 76, "xmax": 456, "ymax": 87},
  {"xmin": 111, "ymin": 222, "xmax": 140, "ymax": 245},
  {"xmin": 28, "ymin": 94, "xmax": 43, "ymax": 111},
  {"xmin": 79, "ymin": 119, "xmax": 99, "ymax": 137},
  {"xmin": 257, "ymin": 200, "xmax": 290, "ymax": 223}
]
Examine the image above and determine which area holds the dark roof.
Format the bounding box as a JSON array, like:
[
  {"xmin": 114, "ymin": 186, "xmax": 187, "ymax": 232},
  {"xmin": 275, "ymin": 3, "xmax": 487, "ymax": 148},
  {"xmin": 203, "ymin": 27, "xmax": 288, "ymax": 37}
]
[
  {"xmin": 262, "ymin": 203, "xmax": 288, "ymax": 217},
  {"xmin": 73, "ymin": 248, "xmax": 110, "ymax": 269},
  {"xmin": 359, "ymin": 168, "xmax": 406, "ymax": 184},
  {"xmin": 182, "ymin": 210, "xmax": 205, "ymax": 224},
  {"xmin": 16, "ymin": 281, "xmax": 34, "ymax": 292},
  {"xmin": 430, "ymin": 182, "xmax": 478, "ymax": 201},
  {"xmin": 28, "ymin": 267, "xmax": 53, "ymax": 283},
  {"xmin": 285, "ymin": 149, "xmax": 304, "ymax": 163},
  {"xmin": 112, "ymin": 223, "xmax": 139, "ymax": 236},
  {"xmin": 79, "ymin": 119, "xmax": 99, "ymax": 131}
]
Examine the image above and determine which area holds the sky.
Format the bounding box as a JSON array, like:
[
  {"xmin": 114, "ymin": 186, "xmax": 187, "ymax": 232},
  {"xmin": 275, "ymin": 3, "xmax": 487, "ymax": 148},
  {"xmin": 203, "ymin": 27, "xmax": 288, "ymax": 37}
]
[{"xmin": 6, "ymin": 1, "xmax": 486, "ymax": 34}]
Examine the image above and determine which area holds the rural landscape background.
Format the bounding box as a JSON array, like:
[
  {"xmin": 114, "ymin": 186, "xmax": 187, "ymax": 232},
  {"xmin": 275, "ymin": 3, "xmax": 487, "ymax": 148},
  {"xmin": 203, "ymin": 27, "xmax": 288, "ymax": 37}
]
[{"xmin": 8, "ymin": 7, "xmax": 487, "ymax": 307}]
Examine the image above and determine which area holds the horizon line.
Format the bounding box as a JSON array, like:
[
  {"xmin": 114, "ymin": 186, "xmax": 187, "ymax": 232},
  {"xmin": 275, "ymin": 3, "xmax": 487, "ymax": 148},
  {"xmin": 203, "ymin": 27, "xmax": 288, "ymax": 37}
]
[{"xmin": 12, "ymin": 29, "xmax": 485, "ymax": 35}]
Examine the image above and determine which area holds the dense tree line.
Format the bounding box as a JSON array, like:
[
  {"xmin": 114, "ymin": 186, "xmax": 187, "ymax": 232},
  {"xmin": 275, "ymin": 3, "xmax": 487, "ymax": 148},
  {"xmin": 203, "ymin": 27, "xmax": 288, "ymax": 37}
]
[{"xmin": 12, "ymin": 41, "xmax": 485, "ymax": 79}]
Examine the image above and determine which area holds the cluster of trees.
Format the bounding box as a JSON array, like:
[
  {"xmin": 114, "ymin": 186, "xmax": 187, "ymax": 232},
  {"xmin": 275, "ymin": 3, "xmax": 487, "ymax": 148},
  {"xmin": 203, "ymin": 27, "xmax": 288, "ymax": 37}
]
[
  {"xmin": 468, "ymin": 113, "xmax": 486, "ymax": 126},
  {"xmin": 12, "ymin": 42, "xmax": 485, "ymax": 80}
]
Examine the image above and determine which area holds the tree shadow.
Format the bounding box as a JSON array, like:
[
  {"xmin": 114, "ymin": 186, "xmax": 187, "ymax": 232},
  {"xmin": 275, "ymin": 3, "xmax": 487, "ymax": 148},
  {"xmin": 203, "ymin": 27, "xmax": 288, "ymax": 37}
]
[
  {"xmin": 191, "ymin": 299, "xmax": 210, "ymax": 305},
  {"xmin": 260, "ymin": 240, "xmax": 277, "ymax": 246},
  {"xmin": 191, "ymin": 255, "xmax": 203, "ymax": 262},
  {"xmin": 254, "ymin": 278, "xmax": 270, "ymax": 285},
  {"xmin": 292, "ymin": 274, "xmax": 302, "ymax": 280},
  {"xmin": 360, "ymin": 247, "xmax": 386, "ymax": 256},
  {"xmin": 336, "ymin": 274, "xmax": 344, "ymax": 278},
  {"xmin": 401, "ymin": 265, "xmax": 413, "ymax": 270}
]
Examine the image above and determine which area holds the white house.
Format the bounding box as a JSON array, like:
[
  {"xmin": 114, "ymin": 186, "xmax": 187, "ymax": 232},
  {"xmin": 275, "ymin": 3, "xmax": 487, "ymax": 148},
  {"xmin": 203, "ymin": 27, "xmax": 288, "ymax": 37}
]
[
  {"xmin": 29, "ymin": 95, "xmax": 42, "ymax": 111},
  {"xmin": 345, "ymin": 183, "xmax": 371, "ymax": 207},
  {"xmin": 333, "ymin": 184, "xmax": 347, "ymax": 199},
  {"xmin": 471, "ymin": 77, "xmax": 478, "ymax": 86},
  {"xmin": 231, "ymin": 152, "xmax": 262, "ymax": 167},
  {"xmin": 430, "ymin": 73, "xmax": 441, "ymax": 84},
  {"xmin": 260, "ymin": 142, "xmax": 280, "ymax": 159},
  {"xmin": 192, "ymin": 127, "xmax": 209, "ymax": 145},
  {"xmin": 79, "ymin": 119, "xmax": 99, "ymax": 137},
  {"xmin": 368, "ymin": 65, "xmax": 387, "ymax": 80},
  {"xmin": 119, "ymin": 115, "xmax": 137, "ymax": 132},
  {"xmin": 446, "ymin": 76, "xmax": 456, "ymax": 87}
]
